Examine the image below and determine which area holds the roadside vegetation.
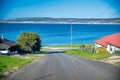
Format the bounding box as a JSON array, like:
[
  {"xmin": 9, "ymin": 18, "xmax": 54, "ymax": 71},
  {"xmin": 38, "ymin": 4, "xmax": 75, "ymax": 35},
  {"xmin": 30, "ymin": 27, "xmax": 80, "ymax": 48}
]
[
  {"xmin": 11, "ymin": 32, "xmax": 41, "ymax": 54},
  {"xmin": 64, "ymin": 45, "xmax": 120, "ymax": 67},
  {"xmin": 64, "ymin": 49, "xmax": 113, "ymax": 60},
  {"xmin": 64, "ymin": 44, "xmax": 117, "ymax": 60},
  {"xmin": 0, "ymin": 32, "xmax": 47, "ymax": 79},
  {"xmin": 45, "ymin": 44, "xmax": 92, "ymax": 48},
  {"xmin": 115, "ymin": 62, "xmax": 120, "ymax": 66},
  {"xmin": 0, "ymin": 52, "xmax": 46, "ymax": 79}
]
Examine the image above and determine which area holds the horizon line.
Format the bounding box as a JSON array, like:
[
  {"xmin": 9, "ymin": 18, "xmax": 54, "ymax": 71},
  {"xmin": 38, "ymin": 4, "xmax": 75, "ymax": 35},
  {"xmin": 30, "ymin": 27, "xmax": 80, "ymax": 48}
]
[{"xmin": 1, "ymin": 17, "xmax": 120, "ymax": 20}]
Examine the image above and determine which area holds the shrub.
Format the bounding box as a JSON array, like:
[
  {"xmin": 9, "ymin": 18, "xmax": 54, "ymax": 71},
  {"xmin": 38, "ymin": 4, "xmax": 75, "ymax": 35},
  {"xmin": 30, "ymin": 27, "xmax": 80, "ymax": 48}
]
[
  {"xmin": 16, "ymin": 32, "xmax": 41, "ymax": 53},
  {"xmin": 96, "ymin": 47, "xmax": 108, "ymax": 54}
]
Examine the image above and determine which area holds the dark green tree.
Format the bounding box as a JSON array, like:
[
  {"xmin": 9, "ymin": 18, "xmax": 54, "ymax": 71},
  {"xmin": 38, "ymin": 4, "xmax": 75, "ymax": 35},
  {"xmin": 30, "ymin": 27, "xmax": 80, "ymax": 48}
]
[
  {"xmin": 8, "ymin": 45, "xmax": 20, "ymax": 53},
  {"xmin": 0, "ymin": 39, "xmax": 2, "ymax": 43},
  {"xmin": 16, "ymin": 32, "xmax": 41, "ymax": 53}
]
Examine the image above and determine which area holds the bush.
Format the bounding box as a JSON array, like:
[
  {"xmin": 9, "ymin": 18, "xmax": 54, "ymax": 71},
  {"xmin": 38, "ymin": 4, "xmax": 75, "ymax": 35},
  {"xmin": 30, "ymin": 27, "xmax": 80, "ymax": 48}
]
[
  {"xmin": 96, "ymin": 47, "xmax": 108, "ymax": 54},
  {"xmin": 16, "ymin": 32, "xmax": 41, "ymax": 53}
]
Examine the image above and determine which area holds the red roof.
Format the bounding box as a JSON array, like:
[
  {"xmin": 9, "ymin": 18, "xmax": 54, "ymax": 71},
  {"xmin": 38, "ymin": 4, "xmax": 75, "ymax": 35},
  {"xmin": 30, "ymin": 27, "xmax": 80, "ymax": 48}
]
[
  {"xmin": 95, "ymin": 39, "xmax": 107, "ymax": 47},
  {"xmin": 94, "ymin": 33, "xmax": 120, "ymax": 47}
]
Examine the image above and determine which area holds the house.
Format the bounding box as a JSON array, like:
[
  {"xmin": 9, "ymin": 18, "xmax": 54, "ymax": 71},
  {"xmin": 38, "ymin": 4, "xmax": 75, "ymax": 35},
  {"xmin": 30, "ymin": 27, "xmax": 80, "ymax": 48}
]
[
  {"xmin": 0, "ymin": 34, "xmax": 15, "ymax": 54},
  {"xmin": 94, "ymin": 33, "xmax": 120, "ymax": 53}
]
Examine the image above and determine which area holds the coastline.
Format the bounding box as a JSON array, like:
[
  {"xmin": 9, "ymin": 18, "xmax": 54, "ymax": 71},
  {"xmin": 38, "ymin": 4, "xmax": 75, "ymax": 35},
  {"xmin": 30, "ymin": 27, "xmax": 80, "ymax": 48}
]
[{"xmin": 0, "ymin": 21, "xmax": 120, "ymax": 24}]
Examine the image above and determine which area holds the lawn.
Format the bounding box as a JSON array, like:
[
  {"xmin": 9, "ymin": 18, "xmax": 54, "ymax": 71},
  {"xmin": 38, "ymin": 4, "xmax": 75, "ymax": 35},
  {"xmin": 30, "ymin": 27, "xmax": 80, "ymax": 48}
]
[
  {"xmin": 0, "ymin": 53, "xmax": 46, "ymax": 79},
  {"xmin": 64, "ymin": 49, "xmax": 113, "ymax": 60},
  {"xmin": 44, "ymin": 44, "xmax": 92, "ymax": 48}
]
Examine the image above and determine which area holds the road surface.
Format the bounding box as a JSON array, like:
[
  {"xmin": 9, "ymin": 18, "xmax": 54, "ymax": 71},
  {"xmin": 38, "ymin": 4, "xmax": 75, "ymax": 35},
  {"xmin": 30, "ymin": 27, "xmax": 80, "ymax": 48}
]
[{"xmin": 7, "ymin": 50, "xmax": 120, "ymax": 80}]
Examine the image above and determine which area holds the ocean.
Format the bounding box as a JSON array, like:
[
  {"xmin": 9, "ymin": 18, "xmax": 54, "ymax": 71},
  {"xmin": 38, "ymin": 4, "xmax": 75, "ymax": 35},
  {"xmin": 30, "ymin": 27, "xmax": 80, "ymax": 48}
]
[{"xmin": 0, "ymin": 23, "xmax": 120, "ymax": 46}]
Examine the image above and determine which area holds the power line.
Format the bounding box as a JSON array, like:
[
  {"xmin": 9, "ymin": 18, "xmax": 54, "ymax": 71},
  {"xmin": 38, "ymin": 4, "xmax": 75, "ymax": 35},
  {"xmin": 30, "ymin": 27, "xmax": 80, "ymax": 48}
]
[
  {"xmin": 98, "ymin": 0, "xmax": 114, "ymax": 18},
  {"xmin": 111, "ymin": 9, "xmax": 120, "ymax": 18}
]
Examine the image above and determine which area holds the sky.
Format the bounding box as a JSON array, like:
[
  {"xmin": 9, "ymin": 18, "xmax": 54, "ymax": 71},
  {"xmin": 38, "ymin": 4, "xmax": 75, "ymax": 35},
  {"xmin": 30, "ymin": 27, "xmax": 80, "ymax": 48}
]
[{"xmin": 0, "ymin": 0, "xmax": 120, "ymax": 19}]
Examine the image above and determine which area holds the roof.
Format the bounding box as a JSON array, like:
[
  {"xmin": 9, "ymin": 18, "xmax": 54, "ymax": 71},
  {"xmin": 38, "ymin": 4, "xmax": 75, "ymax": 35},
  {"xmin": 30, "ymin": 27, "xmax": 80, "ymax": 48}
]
[
  {"xmin": 0, "ymin": 39, "xmax": 15, "ymax": 50},
  {"xmin": 94, "ymin": 39, "xmax": 107, "ymax": 47},
  {"xmin": 94, "ymin": 33, "xmax": 120, "ymax": 47}
]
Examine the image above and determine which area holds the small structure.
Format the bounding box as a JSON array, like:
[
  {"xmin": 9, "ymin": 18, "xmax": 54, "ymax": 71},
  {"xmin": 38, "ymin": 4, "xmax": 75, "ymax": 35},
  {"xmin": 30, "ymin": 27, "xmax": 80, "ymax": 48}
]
[
  {"xmin": 0, "ymin": 34, "xmax": 15, "ymax": 54},
  {"xmin": 94, "ymin": 33, "xmax": 120, "ymax": 53}
]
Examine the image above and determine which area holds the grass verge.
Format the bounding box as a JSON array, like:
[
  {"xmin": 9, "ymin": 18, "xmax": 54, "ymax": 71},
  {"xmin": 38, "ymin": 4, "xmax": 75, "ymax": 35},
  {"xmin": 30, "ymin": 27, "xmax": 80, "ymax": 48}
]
[
  {"xmin": 115, "ymin": 62, "xmax": 120, "ymax": 67},
  {"xmin": 64, "ymin": 49, "xmax": 113, "ymax": 60},
  {"xmin": 44, "ymin": 44, "xmax": 92, "ymax": 48},
  {"xmin": 0, "ymin": 52, "xmax": 46, "ymax": 80}
]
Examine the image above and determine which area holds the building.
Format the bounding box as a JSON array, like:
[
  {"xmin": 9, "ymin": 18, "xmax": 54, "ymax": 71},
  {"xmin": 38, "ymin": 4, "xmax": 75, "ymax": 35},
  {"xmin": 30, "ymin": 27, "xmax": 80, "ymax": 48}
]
[
  {"xmin": 94, "ymin": 33, "xmax": 120, "ymax": 53},
  {"xmin": 0, "ymin": 34, "xmax": 15, "ymax": 54}
]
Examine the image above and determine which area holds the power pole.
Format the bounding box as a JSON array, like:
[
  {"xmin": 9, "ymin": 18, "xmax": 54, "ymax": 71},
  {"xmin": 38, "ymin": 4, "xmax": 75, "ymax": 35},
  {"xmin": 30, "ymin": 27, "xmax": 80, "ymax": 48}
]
[{"xmin": 70, "ymin": 24, "xmax": 73, "ymax": 48}]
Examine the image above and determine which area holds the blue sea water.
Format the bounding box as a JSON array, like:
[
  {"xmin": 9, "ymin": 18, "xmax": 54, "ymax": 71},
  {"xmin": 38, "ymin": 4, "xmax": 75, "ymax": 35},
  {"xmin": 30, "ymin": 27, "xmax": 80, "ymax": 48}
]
[{"xmin": 0, "ymin": 23, "xmax": 120, "ymax": 46}]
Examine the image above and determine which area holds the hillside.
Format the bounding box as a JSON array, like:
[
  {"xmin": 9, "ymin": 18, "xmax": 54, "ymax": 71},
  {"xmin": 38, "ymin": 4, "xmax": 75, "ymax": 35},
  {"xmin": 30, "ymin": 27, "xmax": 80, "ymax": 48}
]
[{"xmin": 0, "ymin": 17, "xmax": 120, "ymax": 24}]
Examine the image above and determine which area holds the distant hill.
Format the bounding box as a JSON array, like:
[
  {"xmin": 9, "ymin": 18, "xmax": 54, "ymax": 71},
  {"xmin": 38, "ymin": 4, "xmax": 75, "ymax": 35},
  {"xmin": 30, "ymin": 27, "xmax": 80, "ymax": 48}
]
[{"xmin": 0, "ymin": 17, "xmax": 120, "ymax": 24}]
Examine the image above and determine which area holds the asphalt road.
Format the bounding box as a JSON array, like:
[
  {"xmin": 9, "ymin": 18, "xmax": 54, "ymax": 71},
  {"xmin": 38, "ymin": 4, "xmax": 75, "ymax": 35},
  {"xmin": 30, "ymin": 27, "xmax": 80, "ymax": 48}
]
[{"xmin": 7, "ymin": 50, "xmax": 120, "ymax": 80}]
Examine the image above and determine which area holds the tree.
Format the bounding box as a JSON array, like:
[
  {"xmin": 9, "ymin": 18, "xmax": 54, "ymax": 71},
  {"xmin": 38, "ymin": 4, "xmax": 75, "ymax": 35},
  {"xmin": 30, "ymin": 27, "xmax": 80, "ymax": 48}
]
[
  {"xmin": 16, "ymin": 32, "xmax": 41, "ymax": 53},
  {"xmin": 8, "ymin": 45, "xmax": 20, "ymax": 53},
  {"xmin": 0, "ymin": 39, "xmax": 2, "ymax": 43}
]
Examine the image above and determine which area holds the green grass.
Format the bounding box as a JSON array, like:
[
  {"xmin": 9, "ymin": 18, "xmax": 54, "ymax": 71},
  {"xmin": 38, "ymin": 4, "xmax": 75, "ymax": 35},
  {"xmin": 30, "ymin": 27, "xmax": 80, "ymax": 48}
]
[
  {"xmin": 115, "ymin": 62, "xmax": 120, "ymax": 67},
  {"xmin": 0, "ymin": 55, "xmax": 35, "ymax": 72},
  {"xmin": 0, "ymin": 74, "xmax": 4, "ymax": 80},
  {"xmin": 39, "ymin": 51, "xmax": 47, "ymax": 54},
  {"xmin": 0, "ymin": 53, "xmax": 46, "ymax": 80},
  {"xmin": 64, "ymin": 49, "xmax": 113, "ymax": 60},
  {"xmin": 44, "ymin": 44, "xmax": 92, "ymax": 48}
]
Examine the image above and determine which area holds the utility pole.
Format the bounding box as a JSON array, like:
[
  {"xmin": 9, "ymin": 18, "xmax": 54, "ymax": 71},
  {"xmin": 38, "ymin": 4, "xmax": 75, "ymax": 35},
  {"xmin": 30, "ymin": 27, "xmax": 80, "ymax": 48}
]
[{"xmin": 70, "ymin": 24, "xmax": 73, "ymax": 48}]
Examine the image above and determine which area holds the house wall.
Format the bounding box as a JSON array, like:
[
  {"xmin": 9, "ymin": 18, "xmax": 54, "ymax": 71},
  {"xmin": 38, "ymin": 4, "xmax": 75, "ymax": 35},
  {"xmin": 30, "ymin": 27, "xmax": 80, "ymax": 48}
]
[
  {"xmin": 107, "ymin": 44, "xmax": 120, "ymax": 53},
  {"xmin": 0, "ymin": 50, "xmax": 10, "ymax": 54},
  {"xmin": 95, "ymin": 43, "xmax": 103, "ymax": 47},
  {"xmin": 95, "ymin": 43, "xmax": 120, "ymax": 54}
]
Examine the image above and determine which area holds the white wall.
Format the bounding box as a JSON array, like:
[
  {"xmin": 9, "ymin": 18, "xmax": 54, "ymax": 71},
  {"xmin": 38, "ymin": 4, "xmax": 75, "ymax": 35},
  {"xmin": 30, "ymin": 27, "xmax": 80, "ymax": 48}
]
[
  {"xmin": 95, "ymin": 43, "xmax": 120, "ymax": 54},
  {"xmin": 95, "ymin": 43, "xmax": 103, "ymax": 47},
  {"xmin": 107, "ymin": 44, "xmax": 120, "ymax": 53},
  {"xmin": 0, "ymin": 50, "xmax": 10, "ymax": 54}
]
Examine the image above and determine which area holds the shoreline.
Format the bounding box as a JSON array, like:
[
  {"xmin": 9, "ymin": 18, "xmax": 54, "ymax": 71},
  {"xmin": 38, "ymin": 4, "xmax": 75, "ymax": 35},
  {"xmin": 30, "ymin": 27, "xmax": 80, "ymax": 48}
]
[{"xmin": 0, "ymin": 22, "xmax": 120, "ymax": 24}]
